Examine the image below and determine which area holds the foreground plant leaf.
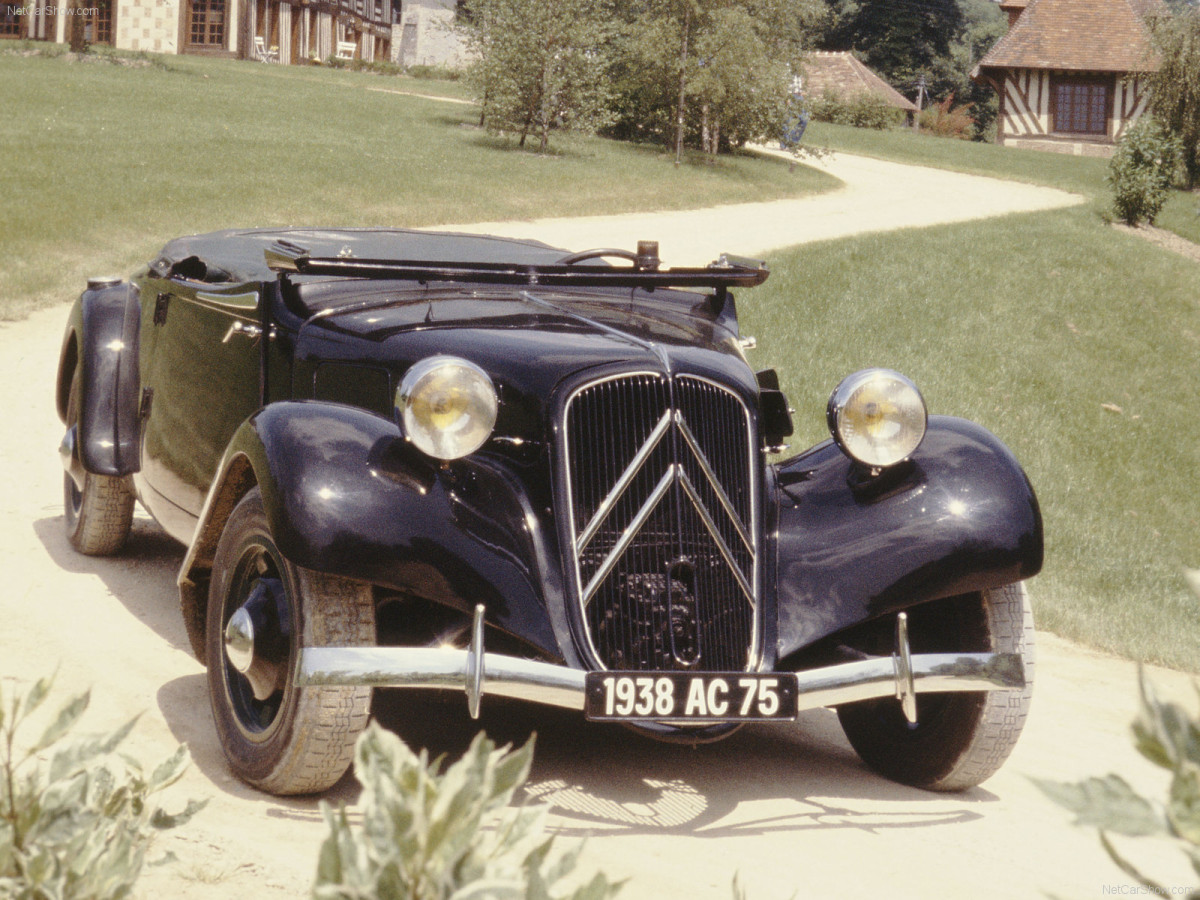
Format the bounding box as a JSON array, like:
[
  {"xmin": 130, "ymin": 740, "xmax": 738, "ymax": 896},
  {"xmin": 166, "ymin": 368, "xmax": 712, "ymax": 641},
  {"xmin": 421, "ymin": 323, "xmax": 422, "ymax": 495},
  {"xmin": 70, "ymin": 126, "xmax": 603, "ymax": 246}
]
[
  {"xmin": 0, "ymin": 673, "xmax": 205, "ymax": 900},
  {"xmin": 1034, "ymin": 774, "xmax": 1166, "ymax": 837},
  {"xmin": 313, "ymin": 722, "xmax": 621, "ymax": 900}
]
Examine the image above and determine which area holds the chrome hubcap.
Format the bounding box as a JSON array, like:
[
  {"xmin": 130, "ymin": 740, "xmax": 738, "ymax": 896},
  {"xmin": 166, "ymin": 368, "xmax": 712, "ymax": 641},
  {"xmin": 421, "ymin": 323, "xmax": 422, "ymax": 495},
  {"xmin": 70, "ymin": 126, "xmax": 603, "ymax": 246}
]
[
  {"xmin": 224, "ymin": 607, "xmax": 256, "ymax": 673},
  {"xmin": 225, "ymin": 574, "xmax": 290, "ymax": 703}
]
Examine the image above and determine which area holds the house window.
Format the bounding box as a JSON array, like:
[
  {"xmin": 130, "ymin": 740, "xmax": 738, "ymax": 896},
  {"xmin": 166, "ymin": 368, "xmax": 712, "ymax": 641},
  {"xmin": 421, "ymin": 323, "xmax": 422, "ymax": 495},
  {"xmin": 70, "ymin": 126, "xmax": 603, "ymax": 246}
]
[
  {"xmin": 1, "ymin": 3, "xmax": 24, "ymax": 38},
  {"xmin": 1054, "ymin": 79, "xmax": 1109, "ymax": 136},
  {"xmin": 187, "ymin": 0, "xmax": 225, "ymax": 46},
  {"xmin": 82, "ymin": 0, "xmax": 113, "ymax": 45}
]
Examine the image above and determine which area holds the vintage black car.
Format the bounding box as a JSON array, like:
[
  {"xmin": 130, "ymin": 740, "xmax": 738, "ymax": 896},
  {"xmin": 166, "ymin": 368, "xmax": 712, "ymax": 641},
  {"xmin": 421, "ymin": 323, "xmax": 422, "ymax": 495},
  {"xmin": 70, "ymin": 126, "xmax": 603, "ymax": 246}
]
[{"xmin": 56, "ymin": 227, "xmax": 1041, "ymax": 796}]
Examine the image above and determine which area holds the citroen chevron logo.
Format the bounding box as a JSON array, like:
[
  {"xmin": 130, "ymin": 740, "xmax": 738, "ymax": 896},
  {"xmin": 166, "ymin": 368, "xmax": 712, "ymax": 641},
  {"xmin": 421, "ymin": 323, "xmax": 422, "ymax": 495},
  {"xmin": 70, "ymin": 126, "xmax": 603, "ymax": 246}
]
[{"xmin": 576, "ymin": 408, "xmax": 756, "ymax": 609}]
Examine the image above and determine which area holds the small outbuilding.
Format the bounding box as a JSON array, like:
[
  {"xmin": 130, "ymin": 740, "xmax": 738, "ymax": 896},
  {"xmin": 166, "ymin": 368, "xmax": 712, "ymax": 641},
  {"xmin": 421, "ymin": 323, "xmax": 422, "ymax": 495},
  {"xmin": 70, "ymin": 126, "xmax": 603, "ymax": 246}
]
[
  {"xmin": 799, "ymin": 51, "xmax": 919, "ymax": 117},
  {"xmin": 972, "ymin": 0, "xmax": 1168, "ymax": 155}
]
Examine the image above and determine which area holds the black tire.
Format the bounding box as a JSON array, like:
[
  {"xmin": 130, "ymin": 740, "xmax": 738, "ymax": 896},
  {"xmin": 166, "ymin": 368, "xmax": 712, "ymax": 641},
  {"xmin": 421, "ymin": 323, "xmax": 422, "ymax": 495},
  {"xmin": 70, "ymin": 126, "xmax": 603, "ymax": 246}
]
[
  {"xmin": 63, "ymin": 376, "xmax": 134, "ymax": 556},
  {"xmin": 836, "ymin": 583, "xmax": 1035, "ymax": 792},
  {"xmin": 207, "ymin": 488, "xmax": 375, "ymax": 795}
]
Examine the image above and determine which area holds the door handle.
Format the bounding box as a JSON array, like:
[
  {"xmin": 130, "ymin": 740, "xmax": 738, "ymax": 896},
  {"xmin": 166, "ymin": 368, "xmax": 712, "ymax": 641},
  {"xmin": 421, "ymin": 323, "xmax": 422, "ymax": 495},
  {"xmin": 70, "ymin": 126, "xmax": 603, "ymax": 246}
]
[{"xmin": 222, "ymin": 320, "xmax": 263, "ymax": 343}]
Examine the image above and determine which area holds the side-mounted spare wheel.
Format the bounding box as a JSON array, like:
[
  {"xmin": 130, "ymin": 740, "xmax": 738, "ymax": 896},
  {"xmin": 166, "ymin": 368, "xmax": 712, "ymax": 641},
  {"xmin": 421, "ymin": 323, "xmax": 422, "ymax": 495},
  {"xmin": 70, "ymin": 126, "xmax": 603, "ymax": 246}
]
[
  {"xmin": 207, "ymin": 488, "xmax": 375, "ymax": 795},
  {"xmin": 836, "ymin": 582, "xmax": 1035, "ymax": 792},
  {"xmin": 63, "ymin": 375, "xmax": 134, "ymax": 556}
]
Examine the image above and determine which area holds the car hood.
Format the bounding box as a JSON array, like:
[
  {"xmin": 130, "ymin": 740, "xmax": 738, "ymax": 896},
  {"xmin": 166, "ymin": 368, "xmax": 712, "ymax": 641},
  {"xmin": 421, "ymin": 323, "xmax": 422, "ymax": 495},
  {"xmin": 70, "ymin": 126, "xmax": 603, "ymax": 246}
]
[{"xmin": 292, "ymin": 285, "xmax": 760, "ymax": 440}]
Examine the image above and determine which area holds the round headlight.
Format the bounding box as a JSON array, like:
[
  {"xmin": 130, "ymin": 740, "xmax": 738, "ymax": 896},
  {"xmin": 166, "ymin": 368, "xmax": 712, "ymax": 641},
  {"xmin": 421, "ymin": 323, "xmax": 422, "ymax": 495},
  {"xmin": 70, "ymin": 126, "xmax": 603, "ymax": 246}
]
[
  {"xmin": 827, "ymin": 369, "xmax": 927, "ymax": 468},
  {"xmin": 397, "ymin": 356, "xmax": 498, "ymax": 460}
]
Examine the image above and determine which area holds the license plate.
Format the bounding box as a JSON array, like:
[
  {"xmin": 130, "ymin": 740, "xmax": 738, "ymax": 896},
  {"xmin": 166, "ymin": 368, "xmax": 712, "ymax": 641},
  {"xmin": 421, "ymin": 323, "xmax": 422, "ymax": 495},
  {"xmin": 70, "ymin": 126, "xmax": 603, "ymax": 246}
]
[{"xmin": 584, "ymin": 672, "xmax": 798, "ymax": 722}]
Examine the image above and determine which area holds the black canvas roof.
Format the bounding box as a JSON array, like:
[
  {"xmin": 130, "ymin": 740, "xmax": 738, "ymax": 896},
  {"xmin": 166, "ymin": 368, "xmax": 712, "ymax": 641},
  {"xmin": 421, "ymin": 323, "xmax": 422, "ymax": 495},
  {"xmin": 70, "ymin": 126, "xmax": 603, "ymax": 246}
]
[{"xmin": 154, "ymin": 227, "xmax": 567, "ymax": 284}]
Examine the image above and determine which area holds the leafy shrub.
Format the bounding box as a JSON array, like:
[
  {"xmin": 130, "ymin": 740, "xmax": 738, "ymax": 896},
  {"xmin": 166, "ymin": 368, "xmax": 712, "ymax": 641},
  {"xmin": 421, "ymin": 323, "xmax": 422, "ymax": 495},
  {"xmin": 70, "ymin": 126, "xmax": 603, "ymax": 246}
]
[
  {"xmin": 325, "ymin": 56, "xmax": 407, "ymax": 76},
  {"xmin": 919, "ymin": 95, "xmax": 977, "ymax": 140},
  {"xmin": 805, "ymin": 89, "xmax": 897, "ymax": 130},
  {"xmin": 1035, "ymin": 571, "xmax": 1200, "ymax": 898},
  {"xmin": 405, "ymin": 64, "xmax": 463, "ymax": 81},
  {"xmin": 0, "ymin": 673, "xmax": 205, "ymax": 899},
  {"xmin": 313, "ymin": 723, "xmax": 622, "ymax": 900},
  {"xmin": 1109, "ymin": 117, "xmax": 1182, "ymax": 225}
]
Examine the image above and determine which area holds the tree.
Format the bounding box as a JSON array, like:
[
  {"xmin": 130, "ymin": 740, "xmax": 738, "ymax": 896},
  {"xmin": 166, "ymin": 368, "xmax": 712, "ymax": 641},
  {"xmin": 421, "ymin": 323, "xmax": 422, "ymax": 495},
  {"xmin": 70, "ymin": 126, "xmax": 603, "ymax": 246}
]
[
  {"xmin": 1146, "ymin": 4, "xmax": 1200, "ymax": 187},
  {"xmin": 820, "ymin": 0, "xmax": 966, "ymax": 97},
  {"xmin": 460, "ymin": 0, "xmax": 614, "ymax": 153},
  {"xmin": 607, "ymin": 0, "xmax": 824, "ymax": 161},
  {"xmin": 947, "ymin": 0, "xmax": 1007, "ymax": 136},
  {"xmin": 689, "ymin": 5, "xmax": 792, "ymax": 156}
]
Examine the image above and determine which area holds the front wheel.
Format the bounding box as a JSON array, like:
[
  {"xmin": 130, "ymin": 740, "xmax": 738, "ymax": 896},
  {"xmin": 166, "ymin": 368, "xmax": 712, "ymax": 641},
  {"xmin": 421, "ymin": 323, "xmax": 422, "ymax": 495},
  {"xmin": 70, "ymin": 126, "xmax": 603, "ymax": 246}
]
[
  {"xmin": 836, "ymin": 583, "xmax": 1035, "ymax": 791},
  {"xmin": 207, "ymin": 488, "xmax": 375, "ymax": 795}
]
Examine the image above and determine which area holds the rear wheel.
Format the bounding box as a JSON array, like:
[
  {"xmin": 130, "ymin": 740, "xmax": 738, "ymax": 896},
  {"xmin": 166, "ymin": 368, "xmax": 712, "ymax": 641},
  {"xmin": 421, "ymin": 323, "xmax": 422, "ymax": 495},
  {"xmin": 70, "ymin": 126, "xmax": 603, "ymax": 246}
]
[
  {"xmin": 63, "ymin": 376, "xmax": 134, "ymax": 556},
  {"xmin": 207, "ymin": 488, "xmax": 375, "ymax": 795},
  {"xmin": 836, "ymin": 583, "xmax": 1035, "ymax": 791}
]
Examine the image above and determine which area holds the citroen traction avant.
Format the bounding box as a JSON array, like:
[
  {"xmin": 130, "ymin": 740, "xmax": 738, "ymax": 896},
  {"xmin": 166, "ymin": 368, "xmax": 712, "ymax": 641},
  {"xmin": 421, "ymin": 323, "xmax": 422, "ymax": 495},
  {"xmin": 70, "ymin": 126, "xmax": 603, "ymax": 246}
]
[{"xmin": 57, "ymin": 228, "xmax": 1041, "ymax": 795}]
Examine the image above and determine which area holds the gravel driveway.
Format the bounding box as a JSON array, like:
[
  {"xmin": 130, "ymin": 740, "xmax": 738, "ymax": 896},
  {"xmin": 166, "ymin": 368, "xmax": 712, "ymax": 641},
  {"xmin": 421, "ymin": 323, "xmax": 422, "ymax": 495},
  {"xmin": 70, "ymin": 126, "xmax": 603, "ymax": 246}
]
[
  {"xmin": 432, "ymin": 147, "xmax": 1084, "ymax": 263},
  {"xmin": 3, "ymin": 153, "xmax": 1194, "ymax": 900}
]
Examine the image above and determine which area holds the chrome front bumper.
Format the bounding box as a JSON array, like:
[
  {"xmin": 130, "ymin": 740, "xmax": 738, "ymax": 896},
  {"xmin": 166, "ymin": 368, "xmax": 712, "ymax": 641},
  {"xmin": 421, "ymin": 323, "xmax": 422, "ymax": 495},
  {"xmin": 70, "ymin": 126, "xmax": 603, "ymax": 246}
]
[{"xmin": 295, "ymin": 606, "xmax": 1025, "ymax": 723}]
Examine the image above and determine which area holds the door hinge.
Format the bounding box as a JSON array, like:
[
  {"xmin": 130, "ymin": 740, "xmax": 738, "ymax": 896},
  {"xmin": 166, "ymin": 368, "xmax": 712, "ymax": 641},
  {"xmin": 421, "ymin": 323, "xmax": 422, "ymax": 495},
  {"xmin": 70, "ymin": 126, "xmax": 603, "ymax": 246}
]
[
  {"xmin": 139, "ymin": 386, "xmax": 154, "ymax": 420},
  {"xmin": 153, "ymin": 292, "xmax": 170, "ymax": 326}
]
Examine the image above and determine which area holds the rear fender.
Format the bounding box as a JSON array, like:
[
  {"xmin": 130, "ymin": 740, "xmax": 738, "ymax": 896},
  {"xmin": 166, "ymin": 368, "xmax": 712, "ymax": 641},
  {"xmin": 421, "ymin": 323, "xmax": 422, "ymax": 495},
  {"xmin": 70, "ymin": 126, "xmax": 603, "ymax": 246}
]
[
  {"xmin": 771, "ymin": 416, "xmax": 1042, "ymax": 659},
  {"xmin": 178, "ymin": 401, "xmax": 564, "ymax": 665},
  {"xmin": 56, "ymin": 280, "xmax": 141, "ymax": 476}
]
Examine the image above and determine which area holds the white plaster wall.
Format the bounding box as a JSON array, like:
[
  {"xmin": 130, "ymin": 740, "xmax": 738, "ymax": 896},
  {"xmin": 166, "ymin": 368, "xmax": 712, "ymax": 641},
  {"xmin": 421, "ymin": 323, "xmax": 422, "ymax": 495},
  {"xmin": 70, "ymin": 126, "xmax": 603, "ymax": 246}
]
[{"xmin": 115, "ymin": 0, "xmax": 180, "ymax": 54}]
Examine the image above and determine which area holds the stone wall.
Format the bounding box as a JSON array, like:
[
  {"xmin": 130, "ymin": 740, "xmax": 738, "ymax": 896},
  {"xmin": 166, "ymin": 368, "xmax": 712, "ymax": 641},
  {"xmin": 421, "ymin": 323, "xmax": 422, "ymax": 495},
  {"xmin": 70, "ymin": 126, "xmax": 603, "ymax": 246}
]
[{"xmin": 395, "ymin": 0, "xmax": 463, "ymax": 68}]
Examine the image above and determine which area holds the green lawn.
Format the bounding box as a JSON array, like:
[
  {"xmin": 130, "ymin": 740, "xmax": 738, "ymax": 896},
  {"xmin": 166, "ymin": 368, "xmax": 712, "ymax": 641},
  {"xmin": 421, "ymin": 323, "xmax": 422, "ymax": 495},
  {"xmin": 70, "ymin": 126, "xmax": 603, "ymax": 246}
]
[
  {"xmin": 742, "ymin": 205, "xmax": 1200, "ymax": 671},
  {"xmin": 1157, "ymin": 189, "xmax": 1200, "ymax": 244},
  {"xmin": 0, "ymin": 49, "xmax": 834, "ymax": 318},
  {"xmin": 802, "ymin": 121, "xmax": 1112, "ymax": 201}
]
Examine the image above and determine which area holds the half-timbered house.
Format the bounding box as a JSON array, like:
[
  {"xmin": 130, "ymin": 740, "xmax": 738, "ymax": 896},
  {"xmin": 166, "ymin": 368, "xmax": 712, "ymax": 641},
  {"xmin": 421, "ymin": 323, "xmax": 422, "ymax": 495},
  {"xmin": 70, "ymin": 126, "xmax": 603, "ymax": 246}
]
[{"xmin": 972, "ymin": 0, "xmax": 1167, "ymax": 155}]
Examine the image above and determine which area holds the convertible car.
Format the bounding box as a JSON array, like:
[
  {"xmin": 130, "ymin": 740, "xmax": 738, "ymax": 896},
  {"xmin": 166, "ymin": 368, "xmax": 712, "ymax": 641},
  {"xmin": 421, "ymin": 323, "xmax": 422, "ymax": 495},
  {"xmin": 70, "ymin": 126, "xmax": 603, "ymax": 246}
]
[{"xmin": 56, "ymin": 228, "xmax": 1041, "ymax": 796}]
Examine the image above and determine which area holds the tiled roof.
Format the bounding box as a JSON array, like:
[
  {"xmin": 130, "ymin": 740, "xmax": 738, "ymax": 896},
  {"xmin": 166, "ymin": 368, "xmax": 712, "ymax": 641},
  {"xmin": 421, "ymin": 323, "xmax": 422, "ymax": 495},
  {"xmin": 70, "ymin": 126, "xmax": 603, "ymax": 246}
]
[
  {"xmin": 800, "ymin": 52, "xmax": 918, "ymax": 112},
  {"xmin": 976, "ymin": 0, "xmax": 1168, "ymax": 73}
]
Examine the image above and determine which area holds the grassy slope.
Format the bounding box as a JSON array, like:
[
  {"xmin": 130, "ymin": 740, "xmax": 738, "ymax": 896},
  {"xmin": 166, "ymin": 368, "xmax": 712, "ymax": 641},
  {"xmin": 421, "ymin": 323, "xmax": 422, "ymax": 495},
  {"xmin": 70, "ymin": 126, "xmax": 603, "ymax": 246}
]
[
  {"xmin": 0, "ymin": 51, "xmax": 834, "ymax": 318},
  {"xmin": 1157, "ymin": 190, "xmax": 1200, "ymax": 244}
]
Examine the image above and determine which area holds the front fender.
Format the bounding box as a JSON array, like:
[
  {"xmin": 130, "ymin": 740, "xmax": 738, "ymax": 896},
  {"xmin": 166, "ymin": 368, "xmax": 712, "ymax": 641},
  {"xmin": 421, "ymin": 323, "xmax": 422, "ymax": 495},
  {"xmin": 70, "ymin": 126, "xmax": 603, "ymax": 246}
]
[
  {"xmin": 178, "ymin": 401, "xmax": 564, "ymax": 664},
  {"xmin": 772, "ymin": 416, "xmax": 1042, "ymax": 660},
  {"xmin": 56, "ymin": 280, "xmax": 141, "ymax": 476}
]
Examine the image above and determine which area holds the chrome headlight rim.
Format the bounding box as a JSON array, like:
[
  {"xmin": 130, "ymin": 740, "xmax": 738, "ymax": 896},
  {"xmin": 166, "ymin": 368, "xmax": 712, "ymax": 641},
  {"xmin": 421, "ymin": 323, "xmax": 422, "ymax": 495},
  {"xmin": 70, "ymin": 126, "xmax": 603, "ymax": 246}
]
[
  {"xmin": 397, "ymin": 355, "xmax": 498, "ymax": 461},
  {"xmin": 826, "ymin": 368, "xmax": 928, "ymax": 469}
]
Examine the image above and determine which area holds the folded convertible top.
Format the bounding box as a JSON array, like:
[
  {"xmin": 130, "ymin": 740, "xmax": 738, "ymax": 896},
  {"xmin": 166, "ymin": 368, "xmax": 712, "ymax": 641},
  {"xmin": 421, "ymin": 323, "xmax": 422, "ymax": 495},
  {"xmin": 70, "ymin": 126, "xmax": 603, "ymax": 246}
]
[{"xmin": 265, "ymin": 238, "xmax": 770, "ymax": 290}]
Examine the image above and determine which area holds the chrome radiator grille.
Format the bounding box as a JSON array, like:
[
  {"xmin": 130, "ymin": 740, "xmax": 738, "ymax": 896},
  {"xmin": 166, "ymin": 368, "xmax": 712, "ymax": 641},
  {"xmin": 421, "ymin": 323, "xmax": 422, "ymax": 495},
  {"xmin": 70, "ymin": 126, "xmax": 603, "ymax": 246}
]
[{"xmin": 562, "ymin": 373, "xmax": 758, "ymax": 672}]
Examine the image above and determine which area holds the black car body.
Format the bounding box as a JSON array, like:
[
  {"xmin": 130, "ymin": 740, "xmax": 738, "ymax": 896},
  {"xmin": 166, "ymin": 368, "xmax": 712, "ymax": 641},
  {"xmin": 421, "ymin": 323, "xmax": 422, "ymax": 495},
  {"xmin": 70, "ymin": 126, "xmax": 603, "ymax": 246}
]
[{"xmin": 57, "ymin": 228, "xmax": 1042, "ymax": 795}]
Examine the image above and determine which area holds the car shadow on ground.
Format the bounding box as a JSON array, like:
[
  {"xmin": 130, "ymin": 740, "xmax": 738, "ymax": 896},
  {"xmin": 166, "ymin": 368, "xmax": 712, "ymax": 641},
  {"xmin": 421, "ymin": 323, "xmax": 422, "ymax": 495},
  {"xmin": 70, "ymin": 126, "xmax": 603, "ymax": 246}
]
[
  {"xmin": 35, "ymin": 513, "xmax": 997, "ymax": 838},
  {"xmin": 372, "ymin": 691, "xmax": 997, "ymax": 838},
  {"xmin": 250, "ymin": 688, "xmax": 995, "ymax": 838},
  {"xmin": 33, "ymin": 512, "xmax": 192, "ymax": 655}
]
